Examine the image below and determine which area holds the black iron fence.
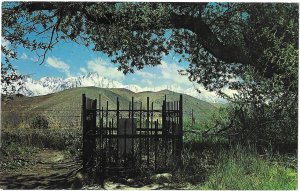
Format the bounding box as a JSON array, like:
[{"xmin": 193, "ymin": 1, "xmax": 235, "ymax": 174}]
[{"xmin": 82, "ymin": 94, "xmax": 183, "ymax": 176}]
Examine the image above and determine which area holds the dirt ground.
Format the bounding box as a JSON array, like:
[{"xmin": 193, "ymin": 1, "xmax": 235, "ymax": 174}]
[
  {"xmin": 0, "ymin": 149, "xmax": 187, "ymax": 190},
  {"xmin": 0, "ymin": 149, "xmax": 81, "ymax": 189}
]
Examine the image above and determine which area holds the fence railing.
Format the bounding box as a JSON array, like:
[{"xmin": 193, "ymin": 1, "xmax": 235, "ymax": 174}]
[{"xmin": 82, "ymin": 94, "xmax": 183, "ymax": 176}]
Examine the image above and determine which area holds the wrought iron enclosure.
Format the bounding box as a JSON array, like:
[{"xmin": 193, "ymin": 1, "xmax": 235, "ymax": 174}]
[{"xmin": 82, "ymin": 94, "xmax": 183, "ymax": 176}]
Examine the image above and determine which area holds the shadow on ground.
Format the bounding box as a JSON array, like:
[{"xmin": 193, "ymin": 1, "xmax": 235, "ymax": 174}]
[
  {"xmin": 0, "ymin": 171, "xmax": 75, "ymax": 189},
  {"xmin": 0, "ymin": 149, "xmax": 81, "ymax": 189}
]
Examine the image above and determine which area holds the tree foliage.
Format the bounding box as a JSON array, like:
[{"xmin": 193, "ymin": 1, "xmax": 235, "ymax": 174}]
[{"xmin": 230, "ymin": 4, "xmax": 297, "ymax": 144}]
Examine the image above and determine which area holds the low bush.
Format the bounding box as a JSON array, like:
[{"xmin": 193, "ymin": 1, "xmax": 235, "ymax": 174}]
[
  {"xmin": 1, "ymin": 128, "xmax": 82, "ymax": 156},
  {"xmin": 30, "ymin": 115, "xmax": 49, "ymax": 129}
]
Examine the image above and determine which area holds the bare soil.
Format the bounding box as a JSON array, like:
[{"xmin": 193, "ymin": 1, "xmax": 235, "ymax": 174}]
[
  {"xmin": 0, "ymin": 149, "xmax": 187, "ymax": 190},
  {"xmin": 0, "ymin": 149, "xmax": 80, "ymax": 189}
]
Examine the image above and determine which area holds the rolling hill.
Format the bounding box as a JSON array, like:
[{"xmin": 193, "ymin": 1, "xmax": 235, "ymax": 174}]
[
  {"xmin": 1, "ymin": 87, "xmax": 222, "ymax": 129},
  {"xmin": 8, "ymin": 72, "xmax": 228, "ymax": 103}
]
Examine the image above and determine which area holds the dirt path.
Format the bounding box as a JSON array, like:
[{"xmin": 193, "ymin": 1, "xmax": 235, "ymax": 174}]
[
  {"xmin": 0, "ymin": 149, "xmax": 80, "ymax": 189},
  {"xmin": 0, "ymin": 149, "xmax": 188, "ymax": 190}
]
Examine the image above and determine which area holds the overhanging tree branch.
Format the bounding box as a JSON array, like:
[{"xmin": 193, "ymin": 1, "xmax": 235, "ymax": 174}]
[
  {"xmin": 6, "ymin": 2, "xmax": 250, "ymax": 66},
  {"xmin": 169, "ymin": 13, "xmax": 249, "ymax": 65},
  {"xmin": 39, "ymin": 17, "xmax": 61, "ymax": 65}
]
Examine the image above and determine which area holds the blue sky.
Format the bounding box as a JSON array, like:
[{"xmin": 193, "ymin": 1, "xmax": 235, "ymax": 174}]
[{"xmin": 6, "ymin": 38, "xmax": 193, "ymax": 89}]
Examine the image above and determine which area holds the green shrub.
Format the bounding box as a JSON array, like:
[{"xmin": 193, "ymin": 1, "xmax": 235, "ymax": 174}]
[
  {"xmin": 30, "ymin": 115, "xmax": 49, "ymax": 129},
  {"xmin": 1, "ymin": 128, "xmax": 81, "ymax": 157}
]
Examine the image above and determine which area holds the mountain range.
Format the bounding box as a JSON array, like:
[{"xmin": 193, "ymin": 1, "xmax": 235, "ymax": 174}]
[{"xmin": 18, "ymin": 72, "xmax": 226, "ymax": 103}]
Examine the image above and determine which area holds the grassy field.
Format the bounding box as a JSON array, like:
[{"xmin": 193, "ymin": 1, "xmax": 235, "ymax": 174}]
[{"xmin": 198, "ymin": 145, "xmax": 297, "ymax": 190}]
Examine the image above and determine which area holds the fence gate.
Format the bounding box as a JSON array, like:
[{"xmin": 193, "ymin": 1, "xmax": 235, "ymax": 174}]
[{"xmin": 82, "ymin": 94, "xmax": 183, "ymax": 176}]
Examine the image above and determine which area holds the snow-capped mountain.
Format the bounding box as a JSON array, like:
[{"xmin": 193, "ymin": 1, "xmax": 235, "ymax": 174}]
[
  {"xmin": 21, "ymin": 73, "xmax": 123, "ymax": 96},
  {"xmin": 14, "ymin": 72, "xmax": 227, "ymax": 103}
]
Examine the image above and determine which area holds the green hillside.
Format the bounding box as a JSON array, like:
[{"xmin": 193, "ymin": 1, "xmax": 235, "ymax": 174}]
[{"xmin": 1, "ymin": 87, "xmax": 221, "ymax": 128}]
